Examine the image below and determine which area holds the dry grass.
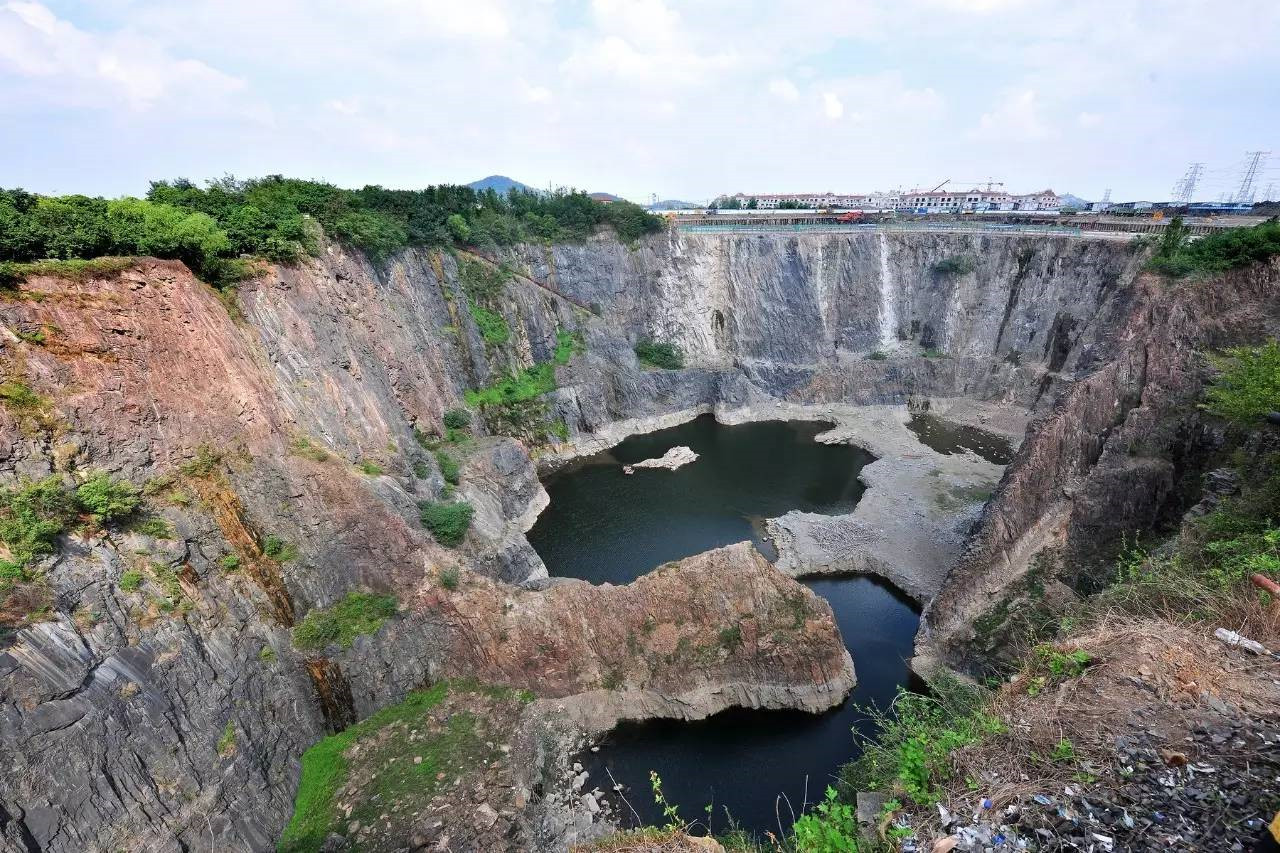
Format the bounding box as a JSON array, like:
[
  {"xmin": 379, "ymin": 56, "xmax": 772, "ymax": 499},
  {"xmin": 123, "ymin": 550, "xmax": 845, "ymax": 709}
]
[
  {"xmin": 906, "ymin": 611, "xmax": 1280, "ymax": 842},
  {"xmin": 572, "ymin": 829, "xmax": 737, "ymax": 852}
]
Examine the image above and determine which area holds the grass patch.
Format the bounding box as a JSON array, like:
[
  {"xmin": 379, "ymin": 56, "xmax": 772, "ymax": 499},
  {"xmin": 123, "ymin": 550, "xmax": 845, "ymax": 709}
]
[
  {"xmin": 220, "ymin": 553, "xmax": 241, "ymax": 571},
  {"xmin": 434, "ymin": 449, "xmax": 460, "ymax": 485},
  {"xmin": 469, "ymin": 303, "xmax": 510, "ymax": 345},
  {"xmin": 0, "ymin": 257, "xmax": 137, "ymax": 287},
  {"xmin": 867, "ymin": 350, "xmax": 889, "ymax": 361},
  {"xmin": 119, "ymin": 570, "xmax": 143, "ymax": 591},
  {"xmin": 418, "ymin": 500, "xmax": 473, "ymax": 547},
  {"xmin": 217, "ymin": 721, "xmax": 236, "ymax": 757},
  {"xmin": 129, "ymin": 516, "xmax": 175, "ymax": 539},
  {"xmin": 357, "ymin": 460, "xmax": 384, "ymax": 476},
  {"xmin": 553, "ymin": 327, "xmax": 584, "ymax": 364},
  {"xmin": 289, "ymin": 436, "xmax": 330, "ymax": 462},
  {"xmin": 291, "ymin": 591, "xmax": 399, "ymax": 651},
  {"xmin": 464, "ymin": 362, "xmax": 556, "ymax": 407},
  {"xmin": 840, "ymin": 671, "xmax": 1003, "ymax": 806},
  {"xmin": 635, "ymin": 339, "xmax": 684, "ymax": 370},
  {"xmin": 279, "ymin": 681, "xmax": 529, "ymax": 852}
]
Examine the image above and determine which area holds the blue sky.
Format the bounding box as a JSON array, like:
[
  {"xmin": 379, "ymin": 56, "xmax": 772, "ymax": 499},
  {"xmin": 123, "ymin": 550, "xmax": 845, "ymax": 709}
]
[{"xmin": 2, "ymin": 0, "xmax": 1278, "ymax": 202}]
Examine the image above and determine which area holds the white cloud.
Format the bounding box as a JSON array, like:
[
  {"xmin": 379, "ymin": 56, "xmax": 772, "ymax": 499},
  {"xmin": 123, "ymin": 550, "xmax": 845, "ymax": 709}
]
[
  {"xmin": 0, "ymin": 1, "xmax": 245, "ymax": 111},
  {"xmin": 768, "ymin": 78, "xmax": 799, "ymax": 101},
  {"xmin": 1077, "ymin": 111, "xmax": 1103, "ymax": 127},
  {"xmin": 822, "ymin": 92, "xmax": 844, "ymax": 119},
  {"xmin": 971, "ymin": 89, "xmax": 1051, "ymax": 140},
  {"xmin": 518, "ymin": 80, "xmax": 553, "ymax": 103}
]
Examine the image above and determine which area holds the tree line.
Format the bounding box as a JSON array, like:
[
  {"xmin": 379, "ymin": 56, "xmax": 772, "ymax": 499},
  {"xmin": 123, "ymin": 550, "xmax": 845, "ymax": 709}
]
[{"xmin": 0, "ymin": 176, "xmax": 664, "ymax": 287}]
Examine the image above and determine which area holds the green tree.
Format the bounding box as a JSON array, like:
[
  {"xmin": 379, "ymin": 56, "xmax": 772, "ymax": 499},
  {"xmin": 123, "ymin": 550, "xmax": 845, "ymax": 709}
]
[{"xmin": 1204, "ymin": 340, "xmax": 1280, "ymax": 424}]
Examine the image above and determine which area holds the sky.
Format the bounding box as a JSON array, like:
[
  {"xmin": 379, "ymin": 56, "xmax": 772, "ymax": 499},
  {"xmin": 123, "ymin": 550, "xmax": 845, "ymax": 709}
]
[{"xmin": 2, "ymin": 0, "xmax": 1279, "ymax": 203}]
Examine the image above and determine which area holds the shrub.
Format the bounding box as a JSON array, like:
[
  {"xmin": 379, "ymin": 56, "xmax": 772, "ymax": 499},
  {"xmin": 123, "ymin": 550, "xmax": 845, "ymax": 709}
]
[
  {"xmin": 418, "ymin": 500, "xmax": 473, "ymax": 547},
  {"xmin": 867, "ymin": 350, "xmax": 889, "ymax": 361},
  {"xmin": 1203, "ymin": 340, "xmax": 1280, "ymax": 425},
  {"xmin": 291, "ymin": 591, "xmax": 399, "ymax": 651},
  {"xmin": 1147, "ymin": 217, "xmax": 1280, "ymax": 277},
  {"xmin": 442, "ymin": 408, "xmax": 470, "ymax": 431},
  {"xmin": 922, "ymin": 347, "xmax": 946, "ymax": 359},
  {"xmin": 435, "ymin": 450, "xmax": 460, "ymax": 485},
  {"xmin": 262, "ymin": 535, "xmax": 299, "ymax": 562},
  {"xmin": 357, "ymin": 460, "xmax": 384, "ymax": 476},
  {"xmin": 932, "ymin": 255, "xmax": 976, "ymax": 276},
  {"xmin": 119, "ymin": 570, "xmax": 143, "ymax": 591},
  {"xmin": 0, "ymin": 476, "xmax": 77, "ymax": 568},
  {"xmin": 220, "ymin": 554, "xmax": 241, "ymax": 571},
  {"xmin": 438, "ymin": 567, "xmax": 459, "ymax": 590},
  {"xmin": 74, "ymin": 473, "xmax": 139, "ymax": 524},
  {"xmin": 635, "ymin": 339, "xmax": 684, "ymax": 370}
]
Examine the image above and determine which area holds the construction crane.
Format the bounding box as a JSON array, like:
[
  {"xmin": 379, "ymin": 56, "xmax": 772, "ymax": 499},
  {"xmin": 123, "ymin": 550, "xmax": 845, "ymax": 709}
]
[
  {"xmin": 952, "ymin": 179, "xmax": 1006, "ymax": 192},
  {"xmin": 928, "ymin": 179, "xmax": 949, "ymax": 192}
]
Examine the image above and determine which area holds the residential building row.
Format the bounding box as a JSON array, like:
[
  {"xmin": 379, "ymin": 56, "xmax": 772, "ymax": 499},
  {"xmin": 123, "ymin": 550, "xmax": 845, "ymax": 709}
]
[{"xmin": 725, "ymin": 188, "xmax": 1061, "ymax": 213}]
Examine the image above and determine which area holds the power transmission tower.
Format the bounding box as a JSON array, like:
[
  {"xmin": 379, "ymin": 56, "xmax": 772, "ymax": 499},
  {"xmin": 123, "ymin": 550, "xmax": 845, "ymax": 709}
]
[
  {"xmin": 1172, "ymin": 163, "xmax": 1203, "ymax": 204},
  {"xmin": 1233, "ymin": 151, "xmax": 1269, "ymax": 202}
]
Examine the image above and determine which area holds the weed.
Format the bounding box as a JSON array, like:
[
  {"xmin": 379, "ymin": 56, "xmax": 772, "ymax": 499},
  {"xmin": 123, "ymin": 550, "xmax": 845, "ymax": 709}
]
[
  {"xmin": 289, "ymin": 436, "xmax": 330, "ymax": 462},
  {"xmin": 259, "ymin": 646, "xmax": 277, "ymax": 663},
  {"xmin": 867, "ymin": 350, "xmax": 889, "ymax": 361},
  {"xmin": 220, "ymin": 554, "xmax": 241, "ymax": 571},
  {"xmin": 217, "ymin": 721, "xmax": 236, "ymax": 757},
  {"xmin": 438, "ymin": 567, "xmax": 460, "ymax": 590},
  {"xmin": 130, "ymin": 516, "xmax": 175, "ymax": 539},
  {"xmin": 119, "ymin": 570, "xmax": 143, "ymax": 591},
  {"xmin": 435, "ymin": 450, "xmax": 460, "ymax": 485},
  {"xmin": 840, "ymin": 672, "xmax": 1003, "ymax": 806},
  {"xmin": 357, "ymin": 460, "xmax": 384, "ymax": 476},
  {"xmin": 553, "ymin": 328, "xmax": 584, "ymax": 364},
  {"xmin": 792, "ymin": 786, "xmax": 860, "ymax": 852},
  {"xmin": 717, "ymin": 625, "xmax": 743, "ymax": 650},
  {"xmin": 291, "ymin": 591, "xmax": 399, "ymax": 651},
  {"xmin": 262, "ymin": 535, "xmax": 299, "ymax": 562},
  {"xmin": 1051, "ymin": 737, "xmax": 1076, "ymax": 762},
  {"xmin": 418, "ymin": 500, "xmax": 473, "ymax": 547},
  {"xmin": 635, "ymin": 339, "xmax": 684, "ymax": 370}
]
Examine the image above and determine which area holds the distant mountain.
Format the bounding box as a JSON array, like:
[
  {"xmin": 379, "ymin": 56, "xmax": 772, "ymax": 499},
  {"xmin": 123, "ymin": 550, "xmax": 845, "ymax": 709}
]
[
  {"xmin": 1058, "ymin": 193, "xmax": 1092, "ymax": 209},
  {"xmin": 467, "ymin": 175, "xmax": 535, "ymax": 195},
  {"xmin": 648, "ymin": 199, "xmax": 700, "ymax": 210}
]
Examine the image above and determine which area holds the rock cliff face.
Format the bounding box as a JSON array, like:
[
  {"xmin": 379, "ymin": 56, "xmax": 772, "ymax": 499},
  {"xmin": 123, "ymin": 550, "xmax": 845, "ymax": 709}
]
[
  {"xmin": 0, "ymin": 228, "xmax": 1155, "ymax": 850},
  {"xmin": 919, "ymin": 258, "xmax": 1280, "ymax": 669}
]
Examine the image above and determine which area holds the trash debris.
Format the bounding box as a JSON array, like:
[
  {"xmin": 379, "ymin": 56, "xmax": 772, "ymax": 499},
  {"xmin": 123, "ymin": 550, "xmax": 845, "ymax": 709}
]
[{"xmin": 1213, "ymin": 627, "xmax": 1270, "ymax": 656}]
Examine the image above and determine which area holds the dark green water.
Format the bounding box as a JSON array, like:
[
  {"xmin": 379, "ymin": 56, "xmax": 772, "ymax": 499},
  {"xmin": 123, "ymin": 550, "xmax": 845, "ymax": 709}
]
[
  {"xmin": 528, "ymin": 416, "xmax": 874, "ymax": 580},
  {"xmin": 526, "ymin": 415, "xmax": 921, "ymax": 835},
  {"xmin": 907, "ymin": 413, "xmax": 1016, "ymax": 465}
]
